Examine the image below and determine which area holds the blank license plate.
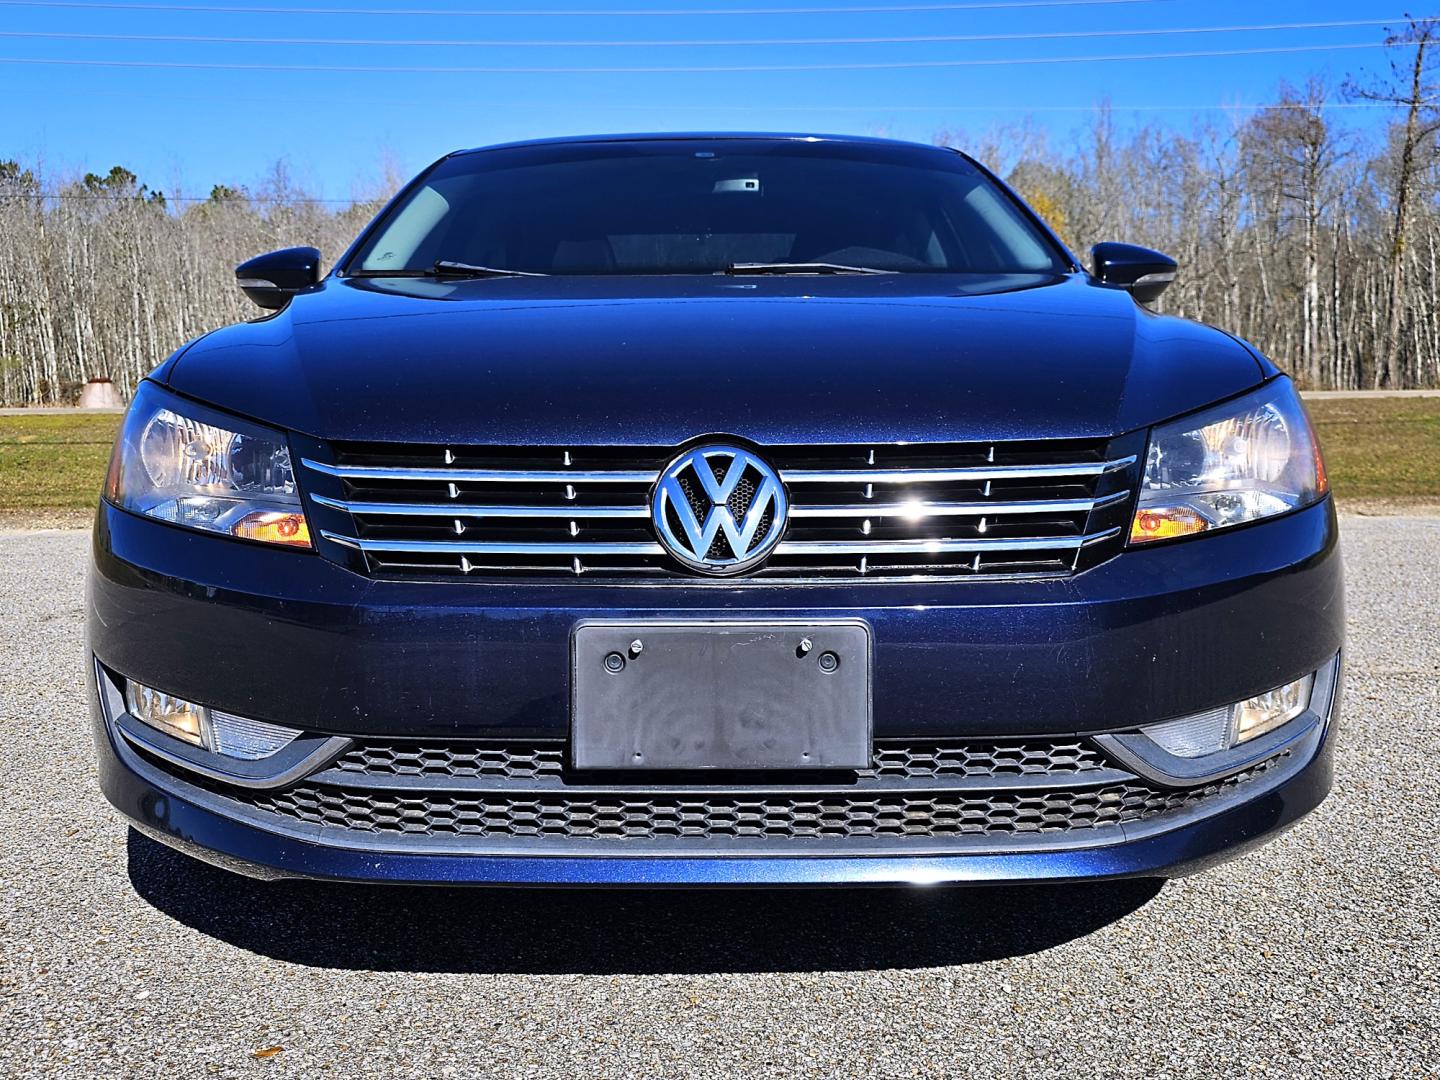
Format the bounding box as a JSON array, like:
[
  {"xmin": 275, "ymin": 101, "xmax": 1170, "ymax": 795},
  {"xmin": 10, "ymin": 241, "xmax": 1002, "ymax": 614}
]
[{"xmin": 571, "ymin": 620, "xmax": 872, "ymax": 771}]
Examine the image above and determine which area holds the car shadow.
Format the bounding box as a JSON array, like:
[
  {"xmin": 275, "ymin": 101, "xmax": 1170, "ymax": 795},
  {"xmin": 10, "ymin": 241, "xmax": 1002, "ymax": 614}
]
[{"xmin": 126, "ymin": 829, "xmax": 1162, "ymax": 975}]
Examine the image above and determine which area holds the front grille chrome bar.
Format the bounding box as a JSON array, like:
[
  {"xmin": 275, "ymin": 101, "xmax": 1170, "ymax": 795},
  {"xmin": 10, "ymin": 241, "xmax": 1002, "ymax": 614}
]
[
  {"xmin": 321, "ymin": 530, "xmax": 1113, "ymax": 558},
  {"xmin": 301, "ymin": 458, "xmax": 656, "ymax": 484},
  {"xmin": 774, "ymin": 530, "xmax": 1117, "ymax": 556},
  {"xmin": 789, "ymin": 492, "xmax": 1127, "ymax": 518},
  {"xmin": 781, "ymin": 456, "xmax": 1135, "ymax": 485},
  {"xmin": 301, "ymin": 454, "xmax": 1136, "ymax": 487},
  {"xmin": 311, "ymin": 491, "xmax": 1127, "ymax": 520},
  {"xmin": 321, "ymin": 531, "xmax": 667, "ymax": 556},
  {"xmin": 310, "ymin": 493, "xmax": 652, "ymax": 519}
]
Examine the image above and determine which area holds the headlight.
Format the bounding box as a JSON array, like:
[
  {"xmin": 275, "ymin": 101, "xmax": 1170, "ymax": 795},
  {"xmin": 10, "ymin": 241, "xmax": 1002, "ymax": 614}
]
[
  {"xmin": 1130, "ymin": 377, "xmax": 1327, "ymax": 544},
  {"xmin": 104, "ymin": 381, "xmax": 311, "ymax": 548}
]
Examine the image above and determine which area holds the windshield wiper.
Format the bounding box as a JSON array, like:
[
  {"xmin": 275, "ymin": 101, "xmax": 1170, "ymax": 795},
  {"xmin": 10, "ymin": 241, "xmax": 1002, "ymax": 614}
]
[
  {"xmin": 431, "ymin": 260, "xmax": 548, "ymax": 278},
  {"xmin": 723, "ymin": 261, "xmax": 896, "ymax": 276}
]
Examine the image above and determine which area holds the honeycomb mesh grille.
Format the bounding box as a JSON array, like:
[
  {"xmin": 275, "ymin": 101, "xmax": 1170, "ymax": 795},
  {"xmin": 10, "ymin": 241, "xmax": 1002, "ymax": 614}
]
[
  {"xmin": 236, "ymin": 753, "xmax": 1285, "ymax": 844},
  {"xmin": 331, "ymin": 738, "xmax": 1108, "ymax": 780},
  {"xmin": 334, "ymin": 742, "xmax": 566, "ymax": 779}
]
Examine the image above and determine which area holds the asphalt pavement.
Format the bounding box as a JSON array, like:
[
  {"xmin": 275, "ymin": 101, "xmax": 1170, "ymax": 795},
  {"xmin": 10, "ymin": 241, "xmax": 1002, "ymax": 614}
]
[{"xmin": 0, "ymin": 517, "xmax": 1435, "ymax": 1079}]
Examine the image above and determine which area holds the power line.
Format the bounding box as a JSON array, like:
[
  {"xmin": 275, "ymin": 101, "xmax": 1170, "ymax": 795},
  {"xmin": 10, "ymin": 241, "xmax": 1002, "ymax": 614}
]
[
  {"xmin": 0, "ymin": 40, "xmax": 1420, "ymax": 73},
  {"xmin": 0, "ymin": 0, "xmax": 1173, "ymax": 16},
  {"xmin": 0, "ymin": 18, "xmax": 1415, "ymax": 49},
  {"xmin": 0, "ymin": 100, "xmax": 1408, "ymax": 114}
]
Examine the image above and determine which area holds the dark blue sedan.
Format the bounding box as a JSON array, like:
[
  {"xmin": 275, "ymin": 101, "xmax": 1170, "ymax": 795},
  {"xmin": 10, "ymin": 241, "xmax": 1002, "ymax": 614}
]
[{"xmin": 88, "ymin": 134, "xmax": 1342, "ymax": 886}]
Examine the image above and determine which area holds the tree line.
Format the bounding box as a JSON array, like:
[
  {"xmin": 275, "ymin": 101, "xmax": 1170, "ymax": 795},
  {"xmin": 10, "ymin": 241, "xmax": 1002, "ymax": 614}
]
[
  {"xmin": 954, "ymin": 19, "xmax": 1440, "ymax": 392},
  {"xmin": 3, "ymin": 20, "xmax": 1440, "ymax": 404},
  {"xmin": 0, "ymin": 162, "xmax": 391, "ymax": 407}
]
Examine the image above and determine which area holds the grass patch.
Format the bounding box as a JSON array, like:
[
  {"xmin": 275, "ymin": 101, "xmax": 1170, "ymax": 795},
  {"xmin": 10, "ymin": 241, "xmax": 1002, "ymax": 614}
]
[
  {"xmin": 0, "ymin": 397, "xmax": 1435, "ymax": 516},
  {"xmin": 1306, "ymin": 397, "xmax": 1440, "ymax": 504},
  {"xmin": 0, "ymin": 413, "xmax": 120, "ymax": 512}
]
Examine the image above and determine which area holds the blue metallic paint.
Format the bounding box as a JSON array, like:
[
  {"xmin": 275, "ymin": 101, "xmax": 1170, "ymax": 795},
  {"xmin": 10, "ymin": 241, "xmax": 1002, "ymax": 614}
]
[
  {"xmin": 88, "ymin": 497, "xmax": 1342, "ymax": 744},
  {"xmin": 162, "ymin": 274, "xmax": 1266, "ymax": 446}
]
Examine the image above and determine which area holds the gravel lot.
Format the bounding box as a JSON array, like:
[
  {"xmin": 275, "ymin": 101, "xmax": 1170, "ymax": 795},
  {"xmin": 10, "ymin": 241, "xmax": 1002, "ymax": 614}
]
[{"xmin": 0, "ymin": 517, "xmax": 1435, "ymax": 1079}]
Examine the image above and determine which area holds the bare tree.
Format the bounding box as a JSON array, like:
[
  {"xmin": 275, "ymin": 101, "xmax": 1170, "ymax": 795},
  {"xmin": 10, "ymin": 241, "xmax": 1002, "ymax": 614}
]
[{"xmin": 1347, "ymin": 16, "xmax": 1440, "ymax": 387}]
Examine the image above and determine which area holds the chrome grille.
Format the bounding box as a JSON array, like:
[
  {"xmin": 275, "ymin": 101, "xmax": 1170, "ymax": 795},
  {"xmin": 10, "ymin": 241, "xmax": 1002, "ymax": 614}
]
[{"xmin": 299, "ymin": 438, "xmax": 1139, "ymax": 581}]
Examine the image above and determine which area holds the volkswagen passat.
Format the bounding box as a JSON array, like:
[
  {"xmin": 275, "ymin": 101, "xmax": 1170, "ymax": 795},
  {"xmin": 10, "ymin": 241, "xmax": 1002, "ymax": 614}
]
[{"xmin": 89, "ymin": 134, "xmax": 1342, "ymax": 886}]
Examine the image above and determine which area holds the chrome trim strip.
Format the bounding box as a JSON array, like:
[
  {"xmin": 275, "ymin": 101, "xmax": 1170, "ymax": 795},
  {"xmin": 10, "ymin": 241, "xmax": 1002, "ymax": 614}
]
[
  {"xmin": 1079, "ymin": 526, "xmax": 1124, "ymax": 547},
  {"xmin": 314, "ymin": 492, "xmax": 1126, "ymax": 521},
  {"xmin": 301, "ymin": 458, "xmax": 656, "ymax": 484},
  {"xmin": 322, "ymin": 531, "xmax": 1117, "ymax": 558},
  {"xmin": 780, "ymin": 455, "xmax": 1136, "ymax": 484},
  {"xmin": 311, "ymin": 493, "xmax": 650, "ymax": 518},
  {"xmin": 790, "ymin": 493, "xmax": 1126, "ymax": 518},
  {"xmin": 320, "ymin": 530, "xmax": 667, "ymax": 556},
  {"xmin": 777, "ymin": 535, "xmax": 1088, "ymax": 555},
  {"xmin": 301, "ymin": 455, "xmax": 1136, "ymax": 487}
]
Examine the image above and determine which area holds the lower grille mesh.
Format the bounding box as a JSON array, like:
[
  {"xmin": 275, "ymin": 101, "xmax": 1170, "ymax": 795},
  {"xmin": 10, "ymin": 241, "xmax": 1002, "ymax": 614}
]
[
  {"xmin": 330, "ymin": 738, "xmax": 1107, "ymax": 781},
  {"xmin": 236, "ymin": 753, "xmax": 1284, "ymax": 844}
]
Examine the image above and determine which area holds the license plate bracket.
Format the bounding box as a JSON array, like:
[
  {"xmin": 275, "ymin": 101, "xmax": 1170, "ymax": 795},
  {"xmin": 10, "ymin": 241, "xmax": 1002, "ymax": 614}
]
[{"xmin": 571, "ymin": 619, "xmax": 872, "ymax": 771}]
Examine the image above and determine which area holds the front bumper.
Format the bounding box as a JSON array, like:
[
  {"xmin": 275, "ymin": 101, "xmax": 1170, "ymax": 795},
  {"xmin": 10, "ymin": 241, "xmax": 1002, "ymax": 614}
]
[{"xmin": 88, "ymin": 498, "xmax": 1344, "ymax": 885}]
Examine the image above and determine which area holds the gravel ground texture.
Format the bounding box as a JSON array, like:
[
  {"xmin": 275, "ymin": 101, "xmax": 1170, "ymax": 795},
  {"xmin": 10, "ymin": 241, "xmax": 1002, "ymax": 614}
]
[{"xmin": 0, "ymin": 517, "xmax": 1435, "ymax": 1079}]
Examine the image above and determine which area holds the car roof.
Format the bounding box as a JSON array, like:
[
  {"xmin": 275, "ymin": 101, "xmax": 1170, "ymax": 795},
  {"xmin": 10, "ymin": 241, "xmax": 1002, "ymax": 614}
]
[{"xmin": 450, "ymin": 132, "xmax": 957, "ymax": 158}]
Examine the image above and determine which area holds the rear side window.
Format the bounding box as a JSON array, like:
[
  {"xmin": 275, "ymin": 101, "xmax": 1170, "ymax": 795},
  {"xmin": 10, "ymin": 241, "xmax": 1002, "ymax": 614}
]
[{"xmin": 351, "ymin": 140, "xmax": 1068, "ymax": 277}]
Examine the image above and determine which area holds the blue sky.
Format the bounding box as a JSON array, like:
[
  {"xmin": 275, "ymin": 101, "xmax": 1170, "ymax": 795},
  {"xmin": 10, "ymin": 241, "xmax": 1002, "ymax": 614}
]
[{"xmin": 0, "ymin": 0, "xmax": 1426, "ymax": 200}]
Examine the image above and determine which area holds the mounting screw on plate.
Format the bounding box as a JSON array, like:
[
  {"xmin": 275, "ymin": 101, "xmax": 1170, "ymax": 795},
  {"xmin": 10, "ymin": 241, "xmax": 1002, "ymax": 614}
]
[
  {"xmin": 604, "ymin": 651, "xmax": 626, "ymax": 673},
  {"xmin": 629, "ymin": 639, "xmax": 644, "ymax": 657},
  {"xmin": 797, "ymin": 637, "xmax": 813, "ymax": 656},
  {"xmin": 818, "ymin": 651, "xmax": 840, "ymax": 673}
]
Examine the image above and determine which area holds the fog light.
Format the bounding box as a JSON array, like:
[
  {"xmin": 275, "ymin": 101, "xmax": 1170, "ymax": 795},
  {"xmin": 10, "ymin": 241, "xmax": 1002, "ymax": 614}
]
[
  {"xmin": 124, "ymin": 679, "xmax": 302, "ymax": 759},
  {"xmin": 1141, "ymin": 673, "xmax": 1316, "ymax": 758},
  {"xmin": 1233, "ymin": 675, "xmax": 1314, "ymax": 744},
  {"xmin": 125, "ymin": 682, "xmax": 205, "ymax": 747}
]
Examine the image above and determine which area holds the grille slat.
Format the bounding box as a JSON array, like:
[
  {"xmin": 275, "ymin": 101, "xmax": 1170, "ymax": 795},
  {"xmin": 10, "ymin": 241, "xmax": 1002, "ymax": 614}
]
[{"xmin": 302, "ymin": 440, "xmax": 1138, "ymax": 581}]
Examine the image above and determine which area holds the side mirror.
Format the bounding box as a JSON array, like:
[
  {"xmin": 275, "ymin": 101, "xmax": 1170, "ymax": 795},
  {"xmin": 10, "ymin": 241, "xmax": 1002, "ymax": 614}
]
[
  {"xmin": 235, "ymin": 247, "xmax": 322, "ymax": 310},
  {"xmin": 1090, "ymin": 242, "xmax": 1177, "ymax": 305}
]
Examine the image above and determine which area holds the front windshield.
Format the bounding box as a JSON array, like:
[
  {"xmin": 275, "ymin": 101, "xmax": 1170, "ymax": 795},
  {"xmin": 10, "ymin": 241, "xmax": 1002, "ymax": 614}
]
[{"xmin": 347, "ymin": 139, "xmax": 1069, "ymax": 277}]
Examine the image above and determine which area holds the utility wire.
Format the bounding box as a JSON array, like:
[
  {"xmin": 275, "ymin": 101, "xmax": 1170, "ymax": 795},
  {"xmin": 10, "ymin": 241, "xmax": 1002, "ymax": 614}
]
[
  {"xmin": 0, "ymin": 87, "xmax": 1407, "ymax": 111},
  {"xmin": 0, "ymin": 40, "xmax": 1420, "ymax": 73},
  {"xmin": 0, "ymin": 0, "xmax": 1174, "ymax": 16},
  {"xmin": 0, "ymin": 18, "xmax": 1415, "ymax": 49},
  {"xmin": 0, "ymin": 102, "xmax": 1407, "ymax": 117}
]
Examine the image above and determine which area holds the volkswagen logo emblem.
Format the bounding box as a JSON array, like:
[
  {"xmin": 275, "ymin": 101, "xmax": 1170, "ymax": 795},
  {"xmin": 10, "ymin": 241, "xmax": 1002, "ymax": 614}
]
[{"xmin": 652, "ymin": 444, "xmax": 788, "ymax": 575}]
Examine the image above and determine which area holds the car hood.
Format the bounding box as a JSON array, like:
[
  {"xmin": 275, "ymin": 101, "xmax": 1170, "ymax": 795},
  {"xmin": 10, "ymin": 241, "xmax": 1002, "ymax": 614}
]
[{"xmin": 165, "ymin": 273, "xmax": 1267, "ymax": 445}]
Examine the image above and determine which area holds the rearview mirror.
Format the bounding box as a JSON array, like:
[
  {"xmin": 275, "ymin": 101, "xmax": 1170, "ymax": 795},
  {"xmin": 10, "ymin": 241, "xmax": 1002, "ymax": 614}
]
[
  {"xmin": 235, "ymin": 247, "xmax": 322, "ymax": 310},
  {"xmin": 1090, "ymin": 242, "xmax": 1177, "ymax": 305}
]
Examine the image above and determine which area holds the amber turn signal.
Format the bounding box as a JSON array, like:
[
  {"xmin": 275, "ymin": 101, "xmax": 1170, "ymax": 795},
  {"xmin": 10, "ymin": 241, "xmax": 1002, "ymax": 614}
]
[
  {"xmin": 231, "ymin": 510, "xmax": 312, "ymax": 548},
  {"xmin": 1129, "ymin": 505, "xmax": 1208, "ymax": 544}
]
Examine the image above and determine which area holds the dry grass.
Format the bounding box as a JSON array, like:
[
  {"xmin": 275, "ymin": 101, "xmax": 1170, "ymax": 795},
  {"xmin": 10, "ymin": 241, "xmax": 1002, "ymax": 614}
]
[
  {"xmin": 0, "ymin": 413, "xmax": 119, "ymax": 514},
  {"xmin": 1306, "ymin": 396, "xmax": 1440, "ymax": 507}
]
